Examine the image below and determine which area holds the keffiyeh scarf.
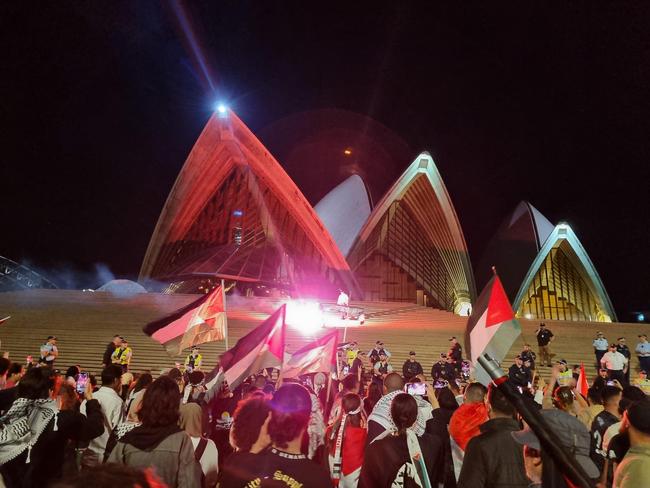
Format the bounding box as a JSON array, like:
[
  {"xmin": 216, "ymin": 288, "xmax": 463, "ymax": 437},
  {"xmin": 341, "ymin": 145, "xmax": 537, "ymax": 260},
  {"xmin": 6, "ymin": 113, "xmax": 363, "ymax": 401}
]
[
  {"xmin": 0, "ymin": 398, "xmax": 59, "ymax": 464},
  {"xmin": 368, "ymin": 391, "xmax": 432, "ymax": 438}
]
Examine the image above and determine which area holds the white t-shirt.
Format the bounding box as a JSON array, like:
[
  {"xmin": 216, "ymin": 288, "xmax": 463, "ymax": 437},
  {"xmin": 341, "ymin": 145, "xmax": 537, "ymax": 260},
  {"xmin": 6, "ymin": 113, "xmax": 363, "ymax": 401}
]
[
  {"xmin": 601, "ymin": 351, "xmax": 628, "ymax": 371},
  {"xmin": 81, "ymin": 386, "xmax": 124, "ymax": 459},
  {"xmin": 191, "ymin": 436, "xmax": 219, "ymax": 487}
]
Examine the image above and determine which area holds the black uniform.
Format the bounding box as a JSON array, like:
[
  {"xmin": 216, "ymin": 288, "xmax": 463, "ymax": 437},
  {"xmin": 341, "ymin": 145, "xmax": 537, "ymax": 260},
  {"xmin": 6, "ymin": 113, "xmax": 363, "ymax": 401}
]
[
  {"xmin": 402, "ymin": 360, "xmax": 424, "ymax": 381},
  {"xmin": 616, "ymin": 344, "xmax": 631, "ymax": 382},
  {"xmin": 520, "ymin": 350, "xmax": 537, "ymax": 370},
  {"xmin": 508, "ymin": 364, "xmax": 529, "ymax": 391}
]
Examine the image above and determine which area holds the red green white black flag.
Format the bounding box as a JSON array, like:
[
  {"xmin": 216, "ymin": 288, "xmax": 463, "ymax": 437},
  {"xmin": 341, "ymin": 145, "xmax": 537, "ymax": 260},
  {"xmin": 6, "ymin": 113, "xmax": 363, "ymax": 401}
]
[
  {"xmin": 465, "ymin": 272, "xmax": 522, "ymax": 385},
  {"xmin": 281, "ymin": 330, "xmax": 338, "ymax": 379},
  {"xmin": 218, "ymin": 303, "xmax": 287, "ymax": 390},
  {"xmin": 144, "ymin": 284, "xmax": 227, "ymax": 355}
]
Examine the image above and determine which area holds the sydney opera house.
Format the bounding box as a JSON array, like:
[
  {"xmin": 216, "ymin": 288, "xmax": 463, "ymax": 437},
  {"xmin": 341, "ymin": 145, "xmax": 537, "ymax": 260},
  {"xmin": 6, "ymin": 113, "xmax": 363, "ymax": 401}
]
[{"xmin": 139, "ymin": 109, "xmax": 616, "ymax": 323}]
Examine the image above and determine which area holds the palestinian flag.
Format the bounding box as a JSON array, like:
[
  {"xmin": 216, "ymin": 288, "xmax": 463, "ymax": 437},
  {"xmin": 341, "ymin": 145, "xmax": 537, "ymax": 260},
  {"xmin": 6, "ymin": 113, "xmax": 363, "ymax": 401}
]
[
  {"xmin": 144, "ymin": 285, "xmax": 227, "ymax": 355},
  {"xmin": 218, "ymin": 304, "xmax": 287, "ymax": 390},
  {"xmin": 282, "ymin": 330, "xmax": 338, "ymax": 379},
  {"xmin": 577, "ymin": 363, "xmax": 589, "ymax": 397},
  {"xmin": 0, "ymin": 316, "xmax": 10, "ymax": 326},
  {"xmin": 465, "ymin": 273, "xmax": 522, "ymax": 385}
]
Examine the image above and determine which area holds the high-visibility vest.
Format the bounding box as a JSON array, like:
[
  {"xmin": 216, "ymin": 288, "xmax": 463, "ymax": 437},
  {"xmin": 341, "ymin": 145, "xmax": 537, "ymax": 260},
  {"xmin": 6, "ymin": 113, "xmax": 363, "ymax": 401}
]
[
  {"xmin": 557, "ymin": 370, "xmax": 573, "ymax": 387},
  {"xmin": 185, "ymin": 353, "xmax": 203, "ymax": 370},
  {"xmin": 112, "ymin": 347, "xmax": 132, "ymax": 365}
]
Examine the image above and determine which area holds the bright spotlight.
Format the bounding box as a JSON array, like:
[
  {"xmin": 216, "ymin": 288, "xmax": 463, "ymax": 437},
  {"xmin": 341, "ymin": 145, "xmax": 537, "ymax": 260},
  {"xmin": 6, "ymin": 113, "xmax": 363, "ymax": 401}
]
[
  {"xmin": 215, "ymin": 103, "xmax": 228, "ymax": 117},
  {"xmin": 285, "ymin": 299, "xmax": 323, "ymax": 335}
]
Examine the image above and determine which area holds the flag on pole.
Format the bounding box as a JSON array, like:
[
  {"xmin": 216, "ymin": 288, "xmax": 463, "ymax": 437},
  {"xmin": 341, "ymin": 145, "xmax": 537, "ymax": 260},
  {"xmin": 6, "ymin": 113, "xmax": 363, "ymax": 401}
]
[
  {"xmin": 0, "ymin": 316, "xmax": 10, "ymax": 326},
  {"xmin": 144, "ymin": 284, "xmax": 227, "ymax": 355},
  {"xmin": 577, "ymin": 363, "xmax": 589, "ymax": 397},
  {"xmin": 281, "ymin": 330, "xmax": 339, "ymax": 379},
  {"xmin": 218, "ymin": 304, "xmax": 287, "ymax": 390},
  {"xmin": 465, "ymin": 271, "xmax": 522, "ymax": 385}
]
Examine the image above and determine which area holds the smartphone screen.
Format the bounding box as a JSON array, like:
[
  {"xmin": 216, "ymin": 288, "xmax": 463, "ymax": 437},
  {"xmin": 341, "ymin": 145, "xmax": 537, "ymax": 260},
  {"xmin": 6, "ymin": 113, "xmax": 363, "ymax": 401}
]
[
  {"xmin": 405, "ymin": 382, "xmax": 427, "ymax": 396},
  {"xmin": 76, "ymin": 372, "xmax": 89, "ymax": 394}
]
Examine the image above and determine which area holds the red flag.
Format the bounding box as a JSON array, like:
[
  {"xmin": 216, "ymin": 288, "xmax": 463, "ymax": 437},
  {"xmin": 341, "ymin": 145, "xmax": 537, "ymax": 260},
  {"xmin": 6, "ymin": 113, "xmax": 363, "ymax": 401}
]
[
  {"xmin": 0, "ymin": 316, "xmax": 10, "ymax": 326},
  {"xmin": 282, "ymin": 330, "xmax": 339, "ymax": 378},
  {"xmin": 144, "ymin": 285, "xmax": 227, "ymax": 355},
  {"xmin": 217, "ymin": 304, "xmax": 287, "ymax": 390},
  {"xmin": 577, "ymin": 363, "xmax": 589, "ymax": 397},
  {"xmin": 465, "ymin": 273, "xmax": 522, "ymax": 385}
]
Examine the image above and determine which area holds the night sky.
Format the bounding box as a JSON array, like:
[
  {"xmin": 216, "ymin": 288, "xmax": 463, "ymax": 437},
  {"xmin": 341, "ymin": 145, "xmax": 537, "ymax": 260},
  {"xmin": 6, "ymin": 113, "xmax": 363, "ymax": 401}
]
[{"xmin": 2, "ymin": 2, "xmax": 649, "ymax": 319}]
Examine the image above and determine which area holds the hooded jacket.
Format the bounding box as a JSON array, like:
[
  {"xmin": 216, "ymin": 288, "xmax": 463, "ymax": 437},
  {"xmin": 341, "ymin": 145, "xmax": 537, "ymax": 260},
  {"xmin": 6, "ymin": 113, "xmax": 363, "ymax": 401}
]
[{"xmin": 108, "ymin": 424, "xmax": 201, "ymax": 488}]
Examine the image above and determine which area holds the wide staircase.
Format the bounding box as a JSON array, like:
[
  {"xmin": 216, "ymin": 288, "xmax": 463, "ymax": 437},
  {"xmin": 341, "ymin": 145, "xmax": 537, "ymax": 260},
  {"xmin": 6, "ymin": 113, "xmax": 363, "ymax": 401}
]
[{"xmin": 0, "ymin": 290, "xmax": 647, "ymax": 382}]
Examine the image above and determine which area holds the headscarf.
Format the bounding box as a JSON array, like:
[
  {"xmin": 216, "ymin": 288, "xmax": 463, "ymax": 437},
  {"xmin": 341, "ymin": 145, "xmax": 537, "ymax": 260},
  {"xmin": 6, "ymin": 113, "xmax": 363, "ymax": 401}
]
[
  {"xmin": 368, "ymin": 390, "xmax": 432, "ymax": 439},
  {"xmin": 179, "ymin": 403, "xmax": 203, "ymax": 438},
  {"xmin": 0, "ymin": 398, "xmax": 59, "ymax": 464}
]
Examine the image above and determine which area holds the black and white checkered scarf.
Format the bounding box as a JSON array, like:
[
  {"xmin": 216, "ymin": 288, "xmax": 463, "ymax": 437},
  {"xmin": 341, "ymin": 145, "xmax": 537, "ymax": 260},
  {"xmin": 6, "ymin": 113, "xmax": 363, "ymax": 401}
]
[{"xmin": 0, "ymin": 398, "xmax": 58, "ymax": 464}]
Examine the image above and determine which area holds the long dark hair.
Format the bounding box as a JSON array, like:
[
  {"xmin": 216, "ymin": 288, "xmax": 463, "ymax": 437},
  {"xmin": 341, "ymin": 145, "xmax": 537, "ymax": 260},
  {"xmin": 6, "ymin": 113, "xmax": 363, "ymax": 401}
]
[
  {"xmin": 364, "ymin": 381, "xmax": 382, "ymax": 410},
  {"xmin": 18, "ymin": 367, "xmax": 54, "ymax": 400},
  {"xmin": 328, "ymin": 393, "xmax": 363, "ymax": 451},
  {"xmin": 138, "ymin": 376, "xmax": 181, "ymax": 427},
  {"xmin": 131, "ymin": 373, "xmax": 153, "ymax": 394},
  {"xmin": 390, "ymin": 393, "xmax": 418, "ymax": 435}
]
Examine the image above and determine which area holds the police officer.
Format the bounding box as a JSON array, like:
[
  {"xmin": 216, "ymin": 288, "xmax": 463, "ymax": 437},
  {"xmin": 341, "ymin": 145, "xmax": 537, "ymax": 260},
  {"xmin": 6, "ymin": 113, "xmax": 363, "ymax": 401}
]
[
  {"xmin": 184, "ymin": 346, "xmax": 203, "ymax": 372},
  {"xmin": 508, "ymin": 355, "xmax": 529, "ymax": 392},
  {"xmin": 402, "ymin": 351, "xmax": 423, "ymax": 381},
  {"xmin": 593, "ymin": 332, "xmax": 609, "ymax": 370},
  {"xmin": 616, "ymin": 337, "xmax": 632, "ymax": 383},
  {"xmin": 635, "ymin": 334, "xmax": 650, "ymax": 374}
]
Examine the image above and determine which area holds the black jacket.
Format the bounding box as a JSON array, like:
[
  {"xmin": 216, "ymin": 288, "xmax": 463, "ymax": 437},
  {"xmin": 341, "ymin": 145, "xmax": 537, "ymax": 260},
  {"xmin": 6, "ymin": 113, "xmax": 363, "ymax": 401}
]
[
  {"xmin": 359, "ymin": 432, "xmax": 443, "ymax": 488},
  {"xmin": 0, "ymin": 399, "xmax": 105, "ymax": 487},
  {"xmin": 103, "ymin": 342, "xmax": 116, "ymax": 365},
  {"xmin": 457, "ymin": 417, "xmax": 529, "ymax": 488},
  {"xmin": 402, "ymin": 360, "xmax": 424, "ymax": 380}
]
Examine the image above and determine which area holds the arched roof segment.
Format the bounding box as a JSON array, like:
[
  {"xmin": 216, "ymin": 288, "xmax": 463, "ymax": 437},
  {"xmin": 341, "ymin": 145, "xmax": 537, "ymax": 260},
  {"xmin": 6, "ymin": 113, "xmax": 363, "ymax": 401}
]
[
  {"xmin": 476, "ymin": 201, "xmax": 554, "ymax": 301},
  {"xmin": 513, "ymin": 223, "xmax": 617, "ymax": 322},
  {"xmin": 314, "ymin": 174, "xmax": 372, "ymax": 257},
  {"xmin": 140, "ymin": 110, "xmax": 359, "ymax": 297},
  {"xmin": 348, "ymin": 152, "xmax": 475, "ymax": 313}
]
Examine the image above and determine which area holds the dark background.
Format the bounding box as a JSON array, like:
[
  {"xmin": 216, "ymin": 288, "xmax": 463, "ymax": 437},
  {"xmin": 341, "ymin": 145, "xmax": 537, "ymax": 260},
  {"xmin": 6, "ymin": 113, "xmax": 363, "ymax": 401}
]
[{"xmin": 1, "ymin": 2, "xmax": 648, "ymax": 320}]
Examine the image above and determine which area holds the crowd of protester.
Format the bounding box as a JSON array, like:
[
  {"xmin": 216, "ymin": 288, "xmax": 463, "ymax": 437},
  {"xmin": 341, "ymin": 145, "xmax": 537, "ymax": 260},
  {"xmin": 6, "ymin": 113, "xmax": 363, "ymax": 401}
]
[{"xmin": 0, "ymin": 328, "xmax": 649, "ymax": 488}]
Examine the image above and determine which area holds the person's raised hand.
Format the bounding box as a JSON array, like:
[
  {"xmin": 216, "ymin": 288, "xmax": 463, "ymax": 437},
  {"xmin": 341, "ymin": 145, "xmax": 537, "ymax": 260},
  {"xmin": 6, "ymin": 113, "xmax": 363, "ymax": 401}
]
[{"xmin": 84, "ymin": 381, "xmax": 93, "ymax": 401}]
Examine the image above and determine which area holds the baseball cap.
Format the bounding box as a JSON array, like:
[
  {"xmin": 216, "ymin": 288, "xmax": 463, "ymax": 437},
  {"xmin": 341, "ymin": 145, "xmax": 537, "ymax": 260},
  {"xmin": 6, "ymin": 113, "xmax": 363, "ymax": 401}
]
[
  {"xmin": 511, "ymin": 409, "xmax": 599, "ymax": 478},
  {"xmin": 597, "ymin": 331, "xmax": 604, "ymax": 335},
  {"xmin": 556, "ymin": 359, "xmax": 568, "ymax": 366},
  {"xmin": 627, "ymin": 398, "xmax": 650, "ymax": 434}
]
